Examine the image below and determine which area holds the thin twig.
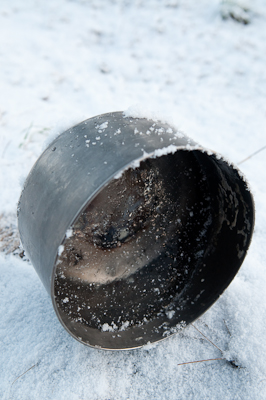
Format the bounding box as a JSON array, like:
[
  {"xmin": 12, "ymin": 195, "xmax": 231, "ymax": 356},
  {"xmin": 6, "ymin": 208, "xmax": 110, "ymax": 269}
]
[
  {"xmin": 191, "ymin": 323, "xmax": 223, "ymax": 354},
  {"xmin": 238, "ymin": 145, "xmax": 266, "ymax": 165},
  {"xmin": 223, "ymin": 319, "xmax": 231, "ymax": 336},
  {"xmin": 191, "ymin": 323, "xmax": 241, "ymax": 368},
  {"xmin": 12, "ymin": 364, "xmax": 36, "ymax": 385},
  {"xmin": 177, "ymin": 357, "xmax": 224, "ymax": 366}
]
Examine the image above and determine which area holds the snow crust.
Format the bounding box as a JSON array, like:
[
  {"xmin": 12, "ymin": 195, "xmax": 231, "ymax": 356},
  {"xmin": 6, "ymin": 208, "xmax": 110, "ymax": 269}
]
[
  {"xmin": 65, "ymin": 229, "xmax": 73, "ymax": 239},
  {"xmin": 123, "ymin": 105, "xmax": 175, "ymax": 127},
  {"xmin": 1, "ymin": 0, "xmax": 266, "ymax": 399},
  {"xmin": 57, "ymin": 245, "xmax": 64, "ymax": 257}
]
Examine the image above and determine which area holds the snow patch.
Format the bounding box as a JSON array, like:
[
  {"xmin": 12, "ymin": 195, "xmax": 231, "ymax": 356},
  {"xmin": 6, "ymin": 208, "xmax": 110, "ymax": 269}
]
[
  {"xmin": 119, "ymin": 320, "xmax": 130, "ymax": 331},
  {"xmin": 153, "ymin": 144, "xmax": 178, "ymax": 157},
  {"xmin": 96, "ymin": 121, "xmax": 108, "ymax": 132},
  {"xmin": 101, "ymin": 322, "xmax": 118, "ymax": 332},
  {"xmin": 62, "ymin": 297, "xmax": 69, "ymax": 303},
  {"xmin": 66, "ymin": 228, "xmax": 73, "ymax": 239},
  {"xmin": 58, "ymin": 245, "xmax": 64, "ymax": 256},
  {"xmin": 166, "ymin": 310, "xmax": 175, "ymax": 319}
]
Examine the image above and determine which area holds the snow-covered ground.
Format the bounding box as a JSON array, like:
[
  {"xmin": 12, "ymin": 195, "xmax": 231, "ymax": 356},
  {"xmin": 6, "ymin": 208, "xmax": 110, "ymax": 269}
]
[{"xmin": 1, "ymin": 0, "xmax": 266, "ymax": 399}]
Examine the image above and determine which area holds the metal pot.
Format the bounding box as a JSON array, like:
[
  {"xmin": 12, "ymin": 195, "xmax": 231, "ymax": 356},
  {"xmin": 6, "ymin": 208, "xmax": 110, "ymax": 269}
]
[{"xmin": 17, "ymin": 111, "xmax": 255, "ymax": 350}]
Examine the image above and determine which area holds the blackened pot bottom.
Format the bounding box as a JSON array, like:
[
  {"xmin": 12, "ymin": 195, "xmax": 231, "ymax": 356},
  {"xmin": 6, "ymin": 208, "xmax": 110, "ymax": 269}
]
[{"xmin": 53, "ymin": 150, "xmax": 250, "ymax": 349}]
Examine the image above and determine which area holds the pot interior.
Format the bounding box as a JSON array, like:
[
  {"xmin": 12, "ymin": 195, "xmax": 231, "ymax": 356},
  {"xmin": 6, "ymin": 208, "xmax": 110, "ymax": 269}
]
[{"xmin": 53, "ymin": 149, "xmax": 252, "ymax": 349}]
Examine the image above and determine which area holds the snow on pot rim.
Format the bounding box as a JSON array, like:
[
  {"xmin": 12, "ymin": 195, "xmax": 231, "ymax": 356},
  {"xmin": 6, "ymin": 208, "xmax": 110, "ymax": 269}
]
[{"xmin": 17, "ymin": 111, "xmax": 255, "ymax": 350}]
